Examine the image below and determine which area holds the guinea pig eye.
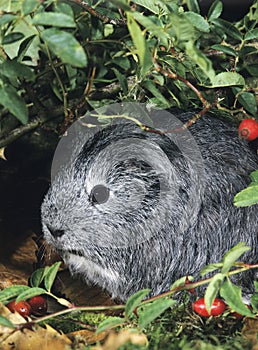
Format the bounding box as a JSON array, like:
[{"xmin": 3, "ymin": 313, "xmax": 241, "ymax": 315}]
[{"xmin": 90, "ymin": 184, "xmax": 110, "ymax": 205}]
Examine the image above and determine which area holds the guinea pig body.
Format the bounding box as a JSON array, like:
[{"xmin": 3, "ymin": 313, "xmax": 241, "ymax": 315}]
[{"xmin": 41, "ymin": 107, "xmax": 258, "ymax": 301}]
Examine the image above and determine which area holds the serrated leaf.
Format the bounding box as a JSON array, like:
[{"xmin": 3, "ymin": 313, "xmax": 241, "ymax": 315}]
[
  {"xmin": 220, "ymin": 278, "xmax": 254, "ymax": 317},
  {"xmin": 16, "ymin": 287, "xmax": 46, "ymax": 302},
  {"xmin": 0, "ymin": 315, "xmax": 16, "ymax": 329},
  {"xmin": 0, "ymin": 285, "xmax": 30, "ymax": 303},
  {"xmin": 200, "ymin": 263, "xmax": 223, "ymax": 277},
  {"xmin": 210, "ymin": 72, "xmax": 245, "ymax": 87},
  {"xmin": 41, "ymin": 28, "xmax": 87, "ymax": 68},
  {"xmin": 32, "ymin": 12, "xmax": 76, "ymax": 28},
  {"xmin": 208, "ymin": 0, "xmax": 223, "ymax": 20},
  {"xmin": 204, "ymin": 273, "xmax": 225, "ymax": 313},
  {"xmin": 211, "ymin": 44, "xmax": 236, "ymax": 56},
  {"xmin": 138, "ymin": 298, "xmax": 176, "ymax": 329},
  {"xmin": 0, "ymin": 84, "xmax": 28, "ymax": 124},
  {"xmin": 44, "ymin": 261, "xmax": 62, "ymax": 292},
  {"xmin": 221, "ymin": 243, "xmax": 250, "ymax": 274},
  {"xmin": 96, "ymin": 317, "xmax": 125, "ymax": 334},
  {"xmin": 125, "ymin": 289, "xmax": 150, "ymax": 318},
  {"xmin": 234, "ymin": 184, "xmax": 258, "ymax": 207}
]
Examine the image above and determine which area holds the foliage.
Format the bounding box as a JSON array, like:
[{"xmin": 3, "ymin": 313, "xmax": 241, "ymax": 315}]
[
  {"xmin": 0, "ymin": 243, "xmax": 257, "ymax": 350},
  {"xmin": 234, "ymin": 169, "xmax": 258, "ymax": 206},
  {"xmin": 0, "ymin": 0, "xmax": 257, "ymax": 148}
]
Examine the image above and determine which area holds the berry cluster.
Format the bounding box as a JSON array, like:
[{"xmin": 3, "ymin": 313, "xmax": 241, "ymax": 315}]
[{"xmin": 6, "ymin": 296, "xmax": 47, "ymax": 318}]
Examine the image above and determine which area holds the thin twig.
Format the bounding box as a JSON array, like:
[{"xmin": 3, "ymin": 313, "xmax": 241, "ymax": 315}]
[{"xmin": 68, "ymin": 0, "xmax": 127, "ymax": 25}]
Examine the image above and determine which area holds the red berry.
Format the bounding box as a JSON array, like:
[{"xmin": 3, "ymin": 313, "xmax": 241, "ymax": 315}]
[
  {"xmin": 6, "ymin": 300, "xmax": 31, "ymax": 317},
  {"xmin": 192, "ymin": 297, "xmax": 226, "ymax": 317},
  {"xmin": 28, "ymin": 296, "xmax": 47, "ymax": 315},
  {"xmin": 238, "ymin": 119, "xmax": 258, "ymax": 141}
]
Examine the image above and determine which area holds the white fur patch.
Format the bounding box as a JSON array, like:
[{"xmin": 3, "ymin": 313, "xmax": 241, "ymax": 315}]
[{"xmin": 64, "ymin": 254, "xmax": 119, "ymax": 284}]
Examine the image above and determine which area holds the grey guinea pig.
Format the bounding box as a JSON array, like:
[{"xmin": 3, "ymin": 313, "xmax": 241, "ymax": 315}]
[{"xmin": 41, "ymin": 106, "xmax": 258, "ymax": 302}]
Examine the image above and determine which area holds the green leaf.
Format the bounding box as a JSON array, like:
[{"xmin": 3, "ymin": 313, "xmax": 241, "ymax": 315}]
[
  {"xmin": 245, "ymin": 28, "xmax": 258, "ymax": 41},
  {"xmin": 170, "ymin": 276, "xmax": 194, "ymax": 291},
  {"xmin": 32, "ymin": 12, "xmax": 76, "ymax": 28},
  {"xmin": 204, "ymin": 273, "xmax": 225, "ymax": 313},
  {"xmin": 221, "ymin": 243, "xmax": 250, "ymax": 274},
  {"xmin": 17, "ymin": 35, "xmax": 37, "ymax": 62},
  {"xmin": 232, "ymin": 88, "xmax": 257, "ymax": 116},
  {"xmin": 0, "ymin": 14, "xmax": 16, "ymax": 26},
  {"xmin": 16, "ymin": 287, "xmax": 46, "ymax": 302},
  {"xmin": 125, "ymin": 289, "xmax": 150, "ymax": 318},
  {"xmin": 132, "ymin": 12, "xmax": 170, "ymax": 46},
  {"xmin": 186, "ymin": 0, "xmax": 200, "ymax": 14},
  {"xmin": 250, "ymin": 170, "xmax": 258, "ymax": 183},
  {"xmin": 220, "ymin": 278, "xmax": 253, "ymax": 317},
  {"xmin": 185, "ymin": 12, "xmax": 209, "ymax": 33},
  {"xmin": 127, "ymin": 13, "xmax": 145, "ymax": 66},
  {"xmin": 211, "ymin": 44, "xmax": 236, "ymax": 56},
  {"xmin": 112, "ymin": 67, "xmax": 128, "ymax": 94},
  {"xmin": 210, "ymin": 72, "xmax": 245, "ymax": 87},
  {"xmin": 246, "ymin": 64, "xmax": 258, "ymax": 77},
  {"xmin": 234, "ymin": 184, "xmax": 258, "ymax": 207},
  {"xmin": 143, "ymin": 80, "xmax": 171, "ymax": 107},
  {"xmin": 251, "ymin": 280, "xmax": 258, "ymax": 312},
  {"xmin": 0, "ymin": 315, "xmax": 16, "ymax": 329},
  {"xmin": 212, "ymin": 19, "xmax": 242, "ymax": 41},
  {"xmin": 132, "ymin": 0, "xmax": 169, "ymax": 14},
  {"xmin": 208, "ymin": 0, "xmax": 223, "ymax": 21},
  {"xmin": 54, "ymin": 2, "xmax": 74, "ymax": 17},
  {"xmin": 0, "ymin": 84, "xmax": 28, "ymax": 124},
  {"xmin": 2, "ymin": 32, "xmax": 24, "ymax": 45},
  {"xmin": 22, "ymin": 0, "xmax": 40, "ymax": 15},
  {"xmin": 29, "ymin": 267, "xmax": 47, "ymax": 287},
  {"xmin": 0, "ymin": 285, "xmax": 30, "ymax": 303},
  {"xmin": 0, "ymin": 61, "xmax": 34, "ymax": 81},
  {"xmin": 200, "ymin": 263, "xmax": 223, "ymax": 277},
  {"xmin": 96, "ymin": 317, "xmax": 125, "ymax": 334},
  {"xmin": 41, "ymin": 28, "xmax": 87, "ymax": 68},
  {"xmin": 44, "ymin": 261, "xmax": 62, "ymax": 292},
  {"xmin": 185, "ymin": 41, "xmax": 215, "ymax": 81},
  {"xmin": 138, "ymin": 298, "xmax": 176, "ymax": 330}
]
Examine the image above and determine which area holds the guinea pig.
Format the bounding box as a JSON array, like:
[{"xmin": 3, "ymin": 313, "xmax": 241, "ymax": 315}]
[{"xmin": 41, "ymin": 103, "xmax": 258, "ymax": 302}]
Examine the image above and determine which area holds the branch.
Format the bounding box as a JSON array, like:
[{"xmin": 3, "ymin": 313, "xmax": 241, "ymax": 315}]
[{"xmin": 67, "ymin": 0, "xmax": 127, "ymax": 25}]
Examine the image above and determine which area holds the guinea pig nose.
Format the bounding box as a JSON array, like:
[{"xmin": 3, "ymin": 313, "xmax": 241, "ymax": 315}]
[{"xmin": 47, "ymin": 225, "xmax": 65, "ymax": 238}]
